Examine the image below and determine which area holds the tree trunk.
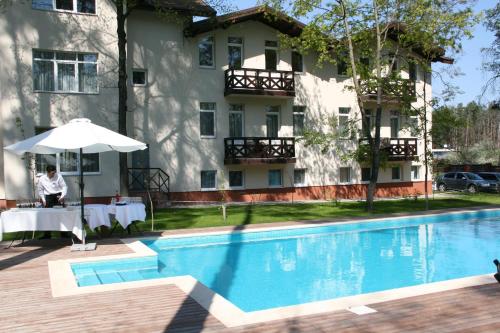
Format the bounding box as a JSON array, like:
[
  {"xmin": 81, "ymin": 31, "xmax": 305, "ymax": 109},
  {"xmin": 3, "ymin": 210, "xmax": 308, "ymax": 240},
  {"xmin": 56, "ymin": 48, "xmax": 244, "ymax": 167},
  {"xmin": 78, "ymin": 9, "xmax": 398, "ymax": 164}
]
[
  {"xmin": 117, "ymin": 1, "xmax": 129, "ymax": 196},
  {"xmin": 423, "ymin": 67, "xmax": 429, "ymax": 210}
]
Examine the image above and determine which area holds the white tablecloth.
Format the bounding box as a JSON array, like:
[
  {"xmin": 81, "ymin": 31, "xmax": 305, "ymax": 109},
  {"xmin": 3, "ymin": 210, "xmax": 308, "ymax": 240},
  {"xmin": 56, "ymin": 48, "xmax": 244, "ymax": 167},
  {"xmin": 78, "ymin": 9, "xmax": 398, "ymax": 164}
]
[
  {"xmin": 84, "ymin": 204, "xmax": 112, "ymax": 230},
  {"xmin": 0, "ymin": 208, "xmax": 84, "ymax": 241},
  {"xmin": 107, "ymin": 203, "xmax": 146, "ymax": 229}
]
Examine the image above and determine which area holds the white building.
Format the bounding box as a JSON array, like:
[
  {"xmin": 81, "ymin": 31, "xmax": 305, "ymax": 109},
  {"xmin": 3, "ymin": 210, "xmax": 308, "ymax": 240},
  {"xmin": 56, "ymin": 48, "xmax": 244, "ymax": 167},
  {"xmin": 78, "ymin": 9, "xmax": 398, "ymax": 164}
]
[{"xmin": 0, "ymin": 1, "xmax": 452, "ymax": 208}]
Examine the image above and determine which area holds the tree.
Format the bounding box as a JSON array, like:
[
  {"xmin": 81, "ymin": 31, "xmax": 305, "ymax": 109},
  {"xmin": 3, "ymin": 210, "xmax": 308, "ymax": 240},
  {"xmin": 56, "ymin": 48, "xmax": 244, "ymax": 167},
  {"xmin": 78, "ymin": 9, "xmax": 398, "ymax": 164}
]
[
  {"xmin": 482, "ymin": 0, "xmax": 500, "ymax": 97},
  {"xmin": 265, "ymin": 0, "xmax": 477, "ymax": 211}
]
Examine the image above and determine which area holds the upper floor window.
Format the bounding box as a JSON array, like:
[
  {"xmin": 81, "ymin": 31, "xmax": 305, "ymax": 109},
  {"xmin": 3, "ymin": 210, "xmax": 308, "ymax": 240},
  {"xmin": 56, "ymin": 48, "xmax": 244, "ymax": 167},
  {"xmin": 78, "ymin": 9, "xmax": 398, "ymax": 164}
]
[
  {"xmin": 199, "ymin": 36, "xmax": 215, "ymax": 68},
  {"xmin": 409, "ymin": 61, "xmax": 417, "ymax": 81},
  {"xmin": 132, "ymin": 69, "xmax": 147, "ymax": 86},
  {"xmin": 293, "ymin": 106, "xmax": 305, "ymax": 136},
  {"xmin": 362, "ymin": 109, "xmax": 373, "ymax": 137},
  {"xmin": 228, "ymin": 37, "xmax": 243, "ymax": 69},
  {"xmin": 338, "ymin": 107, "xmax": 351, "ymax": 138},
  {"xmin": 337, "ymin": 56, "xmax": 348, "ymax": 76},
  {"xmin": 292, "ymin": 51, "xmax": 303, "ymax": 72},
  {"xmin": 32, "ymin": 0, "xmax": 96, "ymax": 14},
  {"xmin": 265, "ymin": 40, "xmax": 278, "ymax": 71},
  {"xmin": 200, "ymin": 102, "xmax": 216, "ymax": 138},
  {"xmin": 33, "ymin": 50, "xmax": 98, "ymax": 93}
]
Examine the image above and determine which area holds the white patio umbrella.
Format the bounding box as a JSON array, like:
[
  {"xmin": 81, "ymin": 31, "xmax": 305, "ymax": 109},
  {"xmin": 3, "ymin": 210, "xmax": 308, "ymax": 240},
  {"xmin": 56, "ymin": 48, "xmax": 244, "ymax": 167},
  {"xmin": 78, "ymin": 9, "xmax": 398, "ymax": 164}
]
[{"xmin": 5, "ymin": 118, "xmax": 147, "ymax": 251}]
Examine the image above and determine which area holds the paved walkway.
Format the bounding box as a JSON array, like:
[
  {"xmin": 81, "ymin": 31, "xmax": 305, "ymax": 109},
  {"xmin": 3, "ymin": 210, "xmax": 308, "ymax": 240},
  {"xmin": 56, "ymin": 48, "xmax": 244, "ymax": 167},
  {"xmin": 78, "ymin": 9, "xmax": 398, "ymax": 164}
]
[{"xmin": 1, "ymin": 213, "xmax": 499, "ymax": 332}]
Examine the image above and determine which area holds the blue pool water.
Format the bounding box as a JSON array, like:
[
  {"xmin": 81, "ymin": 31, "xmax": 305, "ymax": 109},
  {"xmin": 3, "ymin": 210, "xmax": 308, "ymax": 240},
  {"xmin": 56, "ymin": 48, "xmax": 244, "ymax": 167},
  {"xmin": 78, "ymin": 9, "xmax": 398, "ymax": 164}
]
[{"xmin": 72, "ymin": 209, "xmax": 500, "ymax": 311}]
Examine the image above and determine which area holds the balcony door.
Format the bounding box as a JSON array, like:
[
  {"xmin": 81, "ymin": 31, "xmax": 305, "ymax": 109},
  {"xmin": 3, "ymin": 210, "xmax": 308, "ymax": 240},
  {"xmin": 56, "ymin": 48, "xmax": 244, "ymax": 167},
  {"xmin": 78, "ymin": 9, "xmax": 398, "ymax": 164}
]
[
  {"xmin": 266, "ymin": 106, "xmax": 280, "ymax": 137},
  {"xmin": 390, "ymin": 111, "xmax": 400, "ymax": 138},
  {"xmin": 265, "ymin": 41, "xmax": 278, "ymax": 71},
  {"xmin": 229, "ymin": 104, "xmax": 244, "ymax": 137}
]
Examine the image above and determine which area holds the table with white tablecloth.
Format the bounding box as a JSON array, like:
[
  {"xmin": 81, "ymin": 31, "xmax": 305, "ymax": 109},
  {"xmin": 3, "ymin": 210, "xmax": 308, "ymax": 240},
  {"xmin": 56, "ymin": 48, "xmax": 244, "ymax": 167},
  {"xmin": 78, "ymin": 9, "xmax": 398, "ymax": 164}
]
[
  {"xmin": 0, "ymin": 208, "xmax": 84, "ymax": 242},
  {"xmin": 107, "ymin": 203, "xmax": 146, "ymax": 229},
  {"xmin": 84, "ymin": 204, "xmax": 112, "ymax": 230}
]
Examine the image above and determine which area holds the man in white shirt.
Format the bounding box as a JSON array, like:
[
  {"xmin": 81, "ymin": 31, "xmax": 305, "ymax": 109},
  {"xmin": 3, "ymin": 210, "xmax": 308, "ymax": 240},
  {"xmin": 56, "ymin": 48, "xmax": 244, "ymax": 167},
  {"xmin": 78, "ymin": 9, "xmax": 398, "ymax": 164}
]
[
  {"xmin": 38, "ymin": 165, "xmax": 67, "ymax": 207},
  {"xmin": 37, "ymin": 165, "xmax": 68, "ymax": 239}
]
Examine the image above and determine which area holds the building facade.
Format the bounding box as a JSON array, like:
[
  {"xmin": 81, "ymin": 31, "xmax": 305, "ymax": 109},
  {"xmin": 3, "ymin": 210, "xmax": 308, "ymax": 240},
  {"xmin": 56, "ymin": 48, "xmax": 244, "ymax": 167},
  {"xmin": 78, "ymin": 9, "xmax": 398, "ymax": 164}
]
[{"xmin": 0, "ymin": 1, "xmax": 448, "ymax": 208}]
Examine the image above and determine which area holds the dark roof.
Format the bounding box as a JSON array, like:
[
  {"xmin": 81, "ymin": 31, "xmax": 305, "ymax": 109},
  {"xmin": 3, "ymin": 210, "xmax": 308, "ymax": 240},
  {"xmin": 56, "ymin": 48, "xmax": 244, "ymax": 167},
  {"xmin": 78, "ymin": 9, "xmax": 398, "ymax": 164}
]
[
  {"xmin": 137, "ymin": 0, "xmax": 216, "ymax": 17},
  {"xmin": 384, "ymin": 22, "xmax": 454, "ymax": 64},
  {"xmin": 185, "ymin": 6, "xmax": 452, "ymax": 64},
  {"xmin": 185, "ymin": 5, "xmax": 304, "ymax": 38}
]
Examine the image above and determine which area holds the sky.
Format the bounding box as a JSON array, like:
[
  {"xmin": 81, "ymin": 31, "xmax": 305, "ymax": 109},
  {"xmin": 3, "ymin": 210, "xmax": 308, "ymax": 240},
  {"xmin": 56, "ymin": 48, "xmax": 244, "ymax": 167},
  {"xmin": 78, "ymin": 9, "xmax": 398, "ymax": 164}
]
[{"xmin": 230, "ymin": 0, "xmax": 497, "ymax": 106}]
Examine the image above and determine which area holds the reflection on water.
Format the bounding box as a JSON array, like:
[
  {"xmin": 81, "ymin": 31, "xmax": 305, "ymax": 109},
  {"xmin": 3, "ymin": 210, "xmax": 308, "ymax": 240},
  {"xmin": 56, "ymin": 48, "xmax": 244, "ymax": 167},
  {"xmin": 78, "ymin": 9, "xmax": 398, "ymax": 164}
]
[{"xmin": 154, "ymin": 217, "xmax": 500, "ymax": 312}]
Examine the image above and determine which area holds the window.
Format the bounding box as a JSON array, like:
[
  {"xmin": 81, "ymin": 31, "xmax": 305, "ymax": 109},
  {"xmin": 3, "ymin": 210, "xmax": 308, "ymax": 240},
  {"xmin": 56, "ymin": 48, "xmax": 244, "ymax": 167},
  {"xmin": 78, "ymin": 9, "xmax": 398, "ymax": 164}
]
[
  {"xmin": 409, "ymin": 61, "xmax": 417, "ymax": 81},
  {"xmin": 389, "ymin": 53, "xmax": 399, "ymax": 74},
  {"xmin": 33, "ymin": 50, "xmax": 98, "ymax": 93},
  {"xmin": 444, "ymin": 173, "xmax": 455, "ymax": 179},
  {"xmin": 228, "ymin": 37, "xmax": 243, "ymax": 69},
  {"xmin": 361, "ymin": 167, "xmax": 371, "ymax": 182},
  {"xmin": 292, "ymin": 51, "xmax": 303, "ymax": 72},
  {"xmin": 392, "ymin": 166, "xmax": 401, "ymax": 180},
  {"xmin": 199, "ymin": 36, "xmax": 214, "ymax": 68},
  {"xmin": 268, "ymin": 169, "xmax": 282, "ymax": 187},
  {"xmin": 408, "ymin": 115, "xmax": 418, "ymax": 136},
  {"xmin": 338, "ymin": 107, "xmax": 351, "ymax": 138},
  {"xmin": 229, "ymin": 104, "xmax": 244, "ymax": 137},
  {"xmin": 265, "ymin": 40, "xmax": 278, "ymax": 71},
  {"xmin": 229, "ymin": 170, "xmax": 244, "ymax": 188},
  {"xmin": 32, "ymin": 0, "xmax": 96, "ymax": 14},
  {"xmin": 132, "ymin": 69, "xmax": 147, "ymax": 86},
  {"xmin": 390, "ymin": 111, "xmax": 400, "ymax": 138},
  {"xmin": 201, "ymin": 170, "xmax": 217, "ymax": 190},
  {"xmin": 200, "ymin": 102, "xmax": 216, "ymax": 138},
  {"xmin": 294, "ymin": 169, "xmax": 306, "ymax": 186},
  {"xmin": 35, "ymin": 127, "xmax": 100, "ymax": 175},
  {"xmin": 337, "ymin": 56, "xmax": 348, "ymax": 76},
  {"xmin": 339, "ymin": 167, "xmax": 351, "ymax": 183},
  {"xmin": 293, "ymin": 106, "xmax": 305, "ymax": 136},
  {"xmin": 362, "ymin": 109, "xmax": 373, "ymax": 137},
  {"xmin": 411, "ymin": 166, "xmax": 420, "ymax": 180},
  {"xmin": 266, "ymin": 106, "xmax": 280, "ymax": 137}
]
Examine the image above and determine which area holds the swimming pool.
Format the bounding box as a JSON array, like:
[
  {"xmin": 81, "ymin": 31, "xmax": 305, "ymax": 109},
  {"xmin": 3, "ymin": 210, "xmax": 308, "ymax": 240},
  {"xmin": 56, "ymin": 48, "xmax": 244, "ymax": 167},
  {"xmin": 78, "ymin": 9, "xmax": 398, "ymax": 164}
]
[{"xmin": 71, "ymin": 209, "xmax": 500, "ymax": 312}]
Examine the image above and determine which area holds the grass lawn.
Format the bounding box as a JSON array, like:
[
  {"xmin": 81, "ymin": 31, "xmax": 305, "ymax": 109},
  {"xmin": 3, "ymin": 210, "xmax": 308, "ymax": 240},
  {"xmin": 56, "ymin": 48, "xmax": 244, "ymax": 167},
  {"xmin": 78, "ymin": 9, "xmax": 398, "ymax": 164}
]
[
  {"xmin": 1, "ymin": 193, "xmax": 498, "ymax": 242},
  {"xmin": 138, "ymin": 192, "xmax": 500, "ymax": 232}
]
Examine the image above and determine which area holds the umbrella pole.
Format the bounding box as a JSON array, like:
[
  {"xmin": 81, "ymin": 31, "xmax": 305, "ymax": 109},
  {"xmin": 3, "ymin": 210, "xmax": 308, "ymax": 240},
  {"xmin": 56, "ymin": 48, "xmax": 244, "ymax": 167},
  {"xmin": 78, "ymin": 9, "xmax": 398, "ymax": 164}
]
[
  {"xmin": 71, "ymin": 148, "xmax": 96, "ymax": 251},
  {"xmin": 80, "ymin": 147, "xmax": 85, "ymax": 246}
]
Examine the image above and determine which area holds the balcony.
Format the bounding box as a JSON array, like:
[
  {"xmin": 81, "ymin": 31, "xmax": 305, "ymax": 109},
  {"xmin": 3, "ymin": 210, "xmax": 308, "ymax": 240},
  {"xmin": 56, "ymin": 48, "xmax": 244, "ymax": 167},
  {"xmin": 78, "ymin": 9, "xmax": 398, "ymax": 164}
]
[
  {"xmin": 360, "ymin": 78, "xmax": 416, "ymax": 102},
  {"xmin": 360, "ymin": 137, "xmax": 418, "ymax": 161},
  {"xmin": 224, "ymin": 68, "xmax": 295, "ymax": 97},
  {"xmin": 224, "ymin": 137, "xmax": 296, "ymax": 164}
]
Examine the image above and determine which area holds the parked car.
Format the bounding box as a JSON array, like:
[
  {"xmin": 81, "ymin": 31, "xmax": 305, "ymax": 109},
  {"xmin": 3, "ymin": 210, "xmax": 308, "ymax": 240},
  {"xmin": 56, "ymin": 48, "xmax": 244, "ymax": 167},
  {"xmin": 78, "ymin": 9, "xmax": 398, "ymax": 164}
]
[
  {"xmin": 435, "ymin": 172, "xmax": 492, "ymax": 193},
  {"xmin": 475, "ymin": 172, "xmax": 500, "ymax": 193}
]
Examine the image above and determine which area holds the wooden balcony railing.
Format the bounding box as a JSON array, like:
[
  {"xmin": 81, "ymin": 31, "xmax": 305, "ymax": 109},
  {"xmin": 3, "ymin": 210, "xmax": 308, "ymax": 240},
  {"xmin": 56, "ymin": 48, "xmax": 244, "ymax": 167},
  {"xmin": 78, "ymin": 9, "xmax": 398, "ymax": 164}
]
[
  {"xmin": 360, "ymin": 78, "xmax": 416, "ymax": 101},
  {"xmin": 224, "ymin": 137, "xmax": 296, "ymax": 164},
  {"xmin": 360, "ymin": 137, "xmax": 418, "ymax": 160},
  {"xmin": 224, "ymin": 68, "xmax": 295, "ymax": 97}
]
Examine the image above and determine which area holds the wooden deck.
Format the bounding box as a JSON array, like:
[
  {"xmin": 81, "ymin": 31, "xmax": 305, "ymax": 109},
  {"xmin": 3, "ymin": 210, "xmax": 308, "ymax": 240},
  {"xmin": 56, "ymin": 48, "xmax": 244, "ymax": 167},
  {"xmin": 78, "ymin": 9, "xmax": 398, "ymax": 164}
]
[{"xmin": 1, "ymin": 221, "xmax": 499, "ymax": 333}]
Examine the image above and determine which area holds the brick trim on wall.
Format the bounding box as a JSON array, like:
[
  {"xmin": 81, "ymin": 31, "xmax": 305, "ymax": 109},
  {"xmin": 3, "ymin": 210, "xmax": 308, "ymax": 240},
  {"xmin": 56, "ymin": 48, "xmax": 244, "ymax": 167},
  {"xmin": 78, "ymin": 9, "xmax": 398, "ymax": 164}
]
[
  {"xmin": 170, "ymin": 181, "xmax": 432, "ymax": 203},
  {"xmin": 1, "ymin": 182, "xmax": 432, "ymax": 208}
]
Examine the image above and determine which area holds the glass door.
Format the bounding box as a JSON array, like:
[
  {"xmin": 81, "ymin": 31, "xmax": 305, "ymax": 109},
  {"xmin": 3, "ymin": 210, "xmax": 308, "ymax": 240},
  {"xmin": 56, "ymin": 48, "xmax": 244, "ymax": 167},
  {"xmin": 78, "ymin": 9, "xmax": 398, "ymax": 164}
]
[{"xmin": 266, "ymin": 106, "xmax": 280, "ymax": 137}]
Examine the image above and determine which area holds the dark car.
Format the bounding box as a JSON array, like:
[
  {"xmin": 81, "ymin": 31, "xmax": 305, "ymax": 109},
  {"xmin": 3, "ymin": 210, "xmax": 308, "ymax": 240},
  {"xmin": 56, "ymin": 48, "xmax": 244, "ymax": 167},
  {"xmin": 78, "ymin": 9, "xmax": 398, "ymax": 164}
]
[
  {"xmin": 435, "ymin": 172, "xmax": 492, "ymax": 193},
  {"xmin": 475, "ymin": 172, "xmax": 500, "ymax": 193}
]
